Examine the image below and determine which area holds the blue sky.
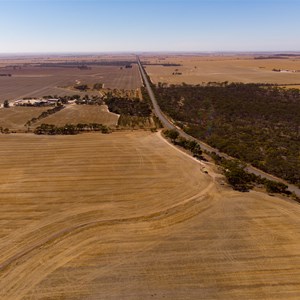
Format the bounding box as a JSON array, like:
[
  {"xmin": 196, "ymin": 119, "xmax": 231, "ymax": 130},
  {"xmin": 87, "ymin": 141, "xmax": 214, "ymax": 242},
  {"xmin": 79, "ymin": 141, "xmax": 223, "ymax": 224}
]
[{"xmin": 0, "ymin": 0, "xmax": 299, "ymax": 53}]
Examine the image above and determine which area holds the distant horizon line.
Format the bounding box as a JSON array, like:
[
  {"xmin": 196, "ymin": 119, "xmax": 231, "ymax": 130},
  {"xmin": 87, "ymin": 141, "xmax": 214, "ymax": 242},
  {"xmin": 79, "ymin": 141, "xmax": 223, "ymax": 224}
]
[{"xmin": 0, "ymin": 50, "xmax": 300, "ymax": 58}]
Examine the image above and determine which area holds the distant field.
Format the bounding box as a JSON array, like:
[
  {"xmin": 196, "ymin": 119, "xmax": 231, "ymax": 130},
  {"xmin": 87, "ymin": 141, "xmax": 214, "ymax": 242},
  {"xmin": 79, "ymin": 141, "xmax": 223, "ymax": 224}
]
[
  {"xmin": 33, "ymin": 104, "xmax": 119, "ymax": 128},
  {"xmin": 0, "ymin": 107, "xmax": 49, "ymax": 131},
  {"xmin": 0, "ymin": 132, "xmax": 300, "ymax": 299},
  {"xmin": 0, "ymin": 58, "xmax": 142, "ymax": 102},
  {"xmin": 0, "ymin": 54, "xmax": 137, "ymax": 68},
  {"xmin": 142, "ymin": 55, "xmax": 300, "ymax": 85}
]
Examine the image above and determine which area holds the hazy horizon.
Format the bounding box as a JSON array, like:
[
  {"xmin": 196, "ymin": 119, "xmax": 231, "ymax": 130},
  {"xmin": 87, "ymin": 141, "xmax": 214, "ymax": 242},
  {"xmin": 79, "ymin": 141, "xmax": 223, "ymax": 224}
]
[
  {"xmin": 0, "ymin": 0, "xmax": 299, "ymax": 53},
  {"xmin": 1, "ymin": 51, "xmax": 300, "ymax": 57}
]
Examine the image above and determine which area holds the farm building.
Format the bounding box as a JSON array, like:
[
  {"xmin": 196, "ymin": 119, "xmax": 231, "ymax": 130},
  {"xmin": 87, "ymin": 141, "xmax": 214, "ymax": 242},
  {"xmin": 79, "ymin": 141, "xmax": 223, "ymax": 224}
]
[{"xmin": 14, "ymin": 98, "xmax": 59, "ymax": 107}]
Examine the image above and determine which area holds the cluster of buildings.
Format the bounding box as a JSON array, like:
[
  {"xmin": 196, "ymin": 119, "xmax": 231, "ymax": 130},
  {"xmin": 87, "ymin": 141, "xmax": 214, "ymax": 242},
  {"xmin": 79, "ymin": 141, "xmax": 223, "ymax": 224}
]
[{"xmin": 13, "ymin": 98, "xmax": 59, "ymax": 107}]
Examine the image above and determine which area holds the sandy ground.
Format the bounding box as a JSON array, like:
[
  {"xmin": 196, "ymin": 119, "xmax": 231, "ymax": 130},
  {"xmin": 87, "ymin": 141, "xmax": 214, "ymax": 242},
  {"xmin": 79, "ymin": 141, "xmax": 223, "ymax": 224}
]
[
  {"xmin": 0, "ymin": 132, "xmax": 299, "ymax": 299},
  {"xmin": 142, "ymin": 55, "xmax": 300, "ymax": 85}
]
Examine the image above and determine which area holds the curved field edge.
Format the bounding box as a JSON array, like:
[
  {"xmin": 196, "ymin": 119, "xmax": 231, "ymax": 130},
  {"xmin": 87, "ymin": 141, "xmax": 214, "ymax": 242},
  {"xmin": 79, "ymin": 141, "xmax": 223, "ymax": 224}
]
[
  {"xmin": 0, "ymin": 132, "xmax": 300, "ymax": 299},
  {"xmin": 32, "ymin": 104, "xmax": 120, "ymax": 128}
]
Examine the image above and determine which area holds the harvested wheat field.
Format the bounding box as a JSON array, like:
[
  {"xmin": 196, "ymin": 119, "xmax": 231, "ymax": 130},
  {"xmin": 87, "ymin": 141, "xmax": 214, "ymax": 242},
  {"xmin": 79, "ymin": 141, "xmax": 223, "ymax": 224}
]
[
  {"xmin": 143, "ymin": 55, "xmax": 300, "ymax": 86},
  {"xmin": 0, "ymin": 107, "xmax": 49, "ymax": 131},
  {"xmin": 33, "ymin": 104, "xmax": 119, "ymax": 128},
  {"xmin": 0, "ymin": 63, "xmax": 141, "ymax": 102},
  {"xmin": 0, "ymin": 132, "xmax": 300, "ymax": 299}
]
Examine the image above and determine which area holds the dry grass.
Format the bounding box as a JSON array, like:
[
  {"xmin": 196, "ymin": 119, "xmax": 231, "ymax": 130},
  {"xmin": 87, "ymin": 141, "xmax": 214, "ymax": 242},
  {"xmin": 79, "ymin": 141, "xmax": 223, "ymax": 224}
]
[
  {"xmin": 0, "ymin": 105, "xmax": 119, "ymax": 132},
  {"xmin": 0, "ymin": 107, "xmax": 49, "ymax": 131},
  {"xmin": 143, "ymin": 55, "xmax": 300, "ymax": 86},
  {"xmin": 33, "ymin": 104, "xmax": 119, "ymax": 128},
  {"xmin": 0, "ymin": 131, "xmax": 300, "ymax": 299}
]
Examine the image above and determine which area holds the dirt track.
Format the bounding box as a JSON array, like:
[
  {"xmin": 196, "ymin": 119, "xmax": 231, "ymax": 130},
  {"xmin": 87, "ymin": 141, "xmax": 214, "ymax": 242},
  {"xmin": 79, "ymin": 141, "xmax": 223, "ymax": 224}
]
[{"xmin": 0, "ymin": 132, "xmax": 300, "ymax": 299}]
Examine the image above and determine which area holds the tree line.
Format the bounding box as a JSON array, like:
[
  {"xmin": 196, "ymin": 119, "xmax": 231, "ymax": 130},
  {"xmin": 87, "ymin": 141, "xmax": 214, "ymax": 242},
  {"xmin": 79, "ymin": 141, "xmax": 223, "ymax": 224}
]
[
  {"xmin": 34, "ymin": 123, "xmax": 111, "ymax": 135},
  {"xmin": 210, "ymin": 152, "xmax": 298, "ymax": 200},
  {"xmin": 163, "ymin": 129, "xmax": 296, "ymax": 198},
  {"xmin": 25, "ymin": 105, "xmax": 65, "ymax": 127},
  {"xmin": 154, "ymin": 83, "xmax": 300, "ymax": 188},
  {"xmin": 163, "ymin": 129, "xmax": 203, "ymax": 159}
]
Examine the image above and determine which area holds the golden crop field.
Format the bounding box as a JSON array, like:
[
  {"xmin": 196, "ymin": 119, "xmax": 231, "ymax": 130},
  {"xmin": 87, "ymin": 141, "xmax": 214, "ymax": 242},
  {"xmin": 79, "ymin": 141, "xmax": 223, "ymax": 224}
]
[
  {"xmin": 143, "ymin": 55, "xmax": 300, "ymax": 86},
  {"xmin": 33, "ymin": 104, "xmax": 119, "ymax": 128},
  {"xmin": 0, "ymin": 131, "xmax": 299, "ymax": 299}
]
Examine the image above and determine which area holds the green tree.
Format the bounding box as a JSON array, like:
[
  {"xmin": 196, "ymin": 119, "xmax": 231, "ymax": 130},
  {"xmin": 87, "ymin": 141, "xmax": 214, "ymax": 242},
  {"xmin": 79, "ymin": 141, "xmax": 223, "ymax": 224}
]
[
  {"xmin": 3, "ymin": 100, "xmax": 9, "ymax": 108},
  {"xmin": 265, "ymin": 180, "xmax": 288, "ymax": 194},
  {"xmin": 165, "ymin": 129, "xmax": 179, "ymax": 142}
]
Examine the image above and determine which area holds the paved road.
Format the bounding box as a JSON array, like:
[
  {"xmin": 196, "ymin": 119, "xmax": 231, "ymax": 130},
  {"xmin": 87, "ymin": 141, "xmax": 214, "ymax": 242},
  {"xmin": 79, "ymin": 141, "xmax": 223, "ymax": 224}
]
[
  {"xmin": 137, "ymin": 57, "xmax": 217, "ymax": 153},
  {"xmin": 137, "ymin": 58, "xmax": 174, "ymax": 130},
  {"xmin": 137, "ymin": 56, "xmax": 300, "ymax": 197}
]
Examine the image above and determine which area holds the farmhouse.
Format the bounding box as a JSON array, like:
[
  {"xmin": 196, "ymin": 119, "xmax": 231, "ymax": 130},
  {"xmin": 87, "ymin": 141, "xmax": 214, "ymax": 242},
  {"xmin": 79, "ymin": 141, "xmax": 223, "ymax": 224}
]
[{"xmin": 14, "ymin": 98, "xmax": 59, "ymax": 107}]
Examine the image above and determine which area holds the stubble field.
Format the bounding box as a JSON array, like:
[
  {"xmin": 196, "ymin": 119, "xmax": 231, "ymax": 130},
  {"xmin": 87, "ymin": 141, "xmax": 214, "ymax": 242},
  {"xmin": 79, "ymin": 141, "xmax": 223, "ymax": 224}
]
[
  {"xmin": 0, "ymin": 107, "xmax": 50, "ymax": 131},
  {"xmin": 0, "ymin": 56, "xmax": 142, "ymax": 102},
  {"xmin": 142, "ymin": 55, "xmax": 300, "ymax": 86},
  {"xmin": 33, "ymin": 104, "xmax": 120, "ymax": 128},
  {"xmin": 0, "ymin": 131, "xmax": 300, "ymax": 299},
  {"xmin": 0, "ymin": 105, "xmax": 119, "ymax": 132}
]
